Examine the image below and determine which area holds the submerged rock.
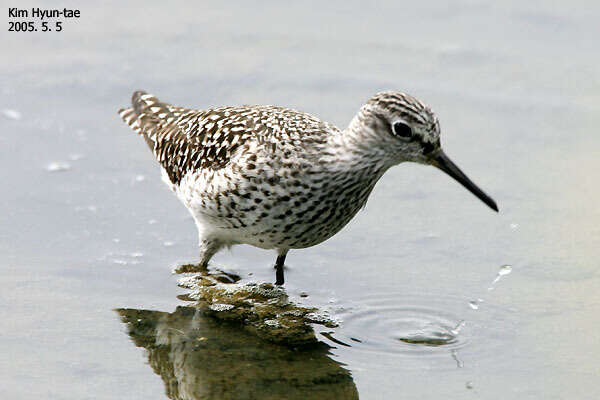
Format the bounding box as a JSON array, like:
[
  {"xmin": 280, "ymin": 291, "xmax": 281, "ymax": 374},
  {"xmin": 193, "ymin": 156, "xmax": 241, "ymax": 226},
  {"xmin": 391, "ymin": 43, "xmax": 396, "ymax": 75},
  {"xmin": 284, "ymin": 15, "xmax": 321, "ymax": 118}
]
[{"xmin": 177, "ymin": 268, "xmax": 338, "ymax": 347}]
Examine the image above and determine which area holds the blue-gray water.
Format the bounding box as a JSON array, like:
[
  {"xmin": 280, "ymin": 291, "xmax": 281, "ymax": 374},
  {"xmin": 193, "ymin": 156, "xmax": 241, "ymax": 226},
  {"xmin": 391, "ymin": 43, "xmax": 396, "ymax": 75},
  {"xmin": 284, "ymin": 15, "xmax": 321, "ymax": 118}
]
[{"xmin": 1, "ymin": 1, "xmax": 599, "ymax": 399}]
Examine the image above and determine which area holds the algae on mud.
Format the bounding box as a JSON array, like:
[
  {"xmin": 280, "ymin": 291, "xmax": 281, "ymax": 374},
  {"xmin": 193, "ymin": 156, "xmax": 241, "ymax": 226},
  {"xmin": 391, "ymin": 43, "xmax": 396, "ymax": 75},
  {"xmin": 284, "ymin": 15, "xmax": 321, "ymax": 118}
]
[{"xmin": 177, "ymin": 267, "xmax": 338, "ymax": 346}]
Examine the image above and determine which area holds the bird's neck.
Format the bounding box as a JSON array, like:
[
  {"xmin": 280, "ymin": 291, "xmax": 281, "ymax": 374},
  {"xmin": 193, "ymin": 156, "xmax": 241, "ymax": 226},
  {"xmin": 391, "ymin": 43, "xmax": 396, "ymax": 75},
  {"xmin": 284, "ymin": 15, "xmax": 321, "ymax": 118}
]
[{"xmin": 321, "ymin": 116, "xmax": 393, "ymax": 180}]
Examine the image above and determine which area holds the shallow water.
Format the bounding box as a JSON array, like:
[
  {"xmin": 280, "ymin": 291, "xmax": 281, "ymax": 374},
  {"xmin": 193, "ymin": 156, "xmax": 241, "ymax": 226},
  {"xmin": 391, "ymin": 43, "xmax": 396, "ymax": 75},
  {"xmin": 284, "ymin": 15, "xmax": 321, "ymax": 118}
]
[{"xmin": 2, "ymin": 1, "xmax": 599, "ymax": 399}]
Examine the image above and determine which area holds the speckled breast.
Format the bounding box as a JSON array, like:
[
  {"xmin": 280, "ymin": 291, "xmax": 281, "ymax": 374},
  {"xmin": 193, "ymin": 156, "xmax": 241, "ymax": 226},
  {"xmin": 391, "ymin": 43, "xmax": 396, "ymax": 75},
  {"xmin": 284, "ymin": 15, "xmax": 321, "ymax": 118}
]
[{"xmin": 181, "ymin": 158, "xmax": 383, "ymax": 250}]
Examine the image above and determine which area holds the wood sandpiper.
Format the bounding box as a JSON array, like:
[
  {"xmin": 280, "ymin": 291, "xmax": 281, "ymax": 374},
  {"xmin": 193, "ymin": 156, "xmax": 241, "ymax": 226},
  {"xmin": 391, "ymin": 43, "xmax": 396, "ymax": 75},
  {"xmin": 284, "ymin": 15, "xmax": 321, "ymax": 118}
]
[{"xmin": 119, "ymin": 91, "xmax": 498, "ymax": 285}]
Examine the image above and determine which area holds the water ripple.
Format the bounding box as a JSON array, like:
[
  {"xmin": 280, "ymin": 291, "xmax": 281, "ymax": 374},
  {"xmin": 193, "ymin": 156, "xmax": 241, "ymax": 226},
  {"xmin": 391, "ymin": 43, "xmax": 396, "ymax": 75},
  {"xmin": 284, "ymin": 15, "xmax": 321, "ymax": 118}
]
[{"xmin": 323, "ymin": 291, "xmax": 515, "ymax": 361}]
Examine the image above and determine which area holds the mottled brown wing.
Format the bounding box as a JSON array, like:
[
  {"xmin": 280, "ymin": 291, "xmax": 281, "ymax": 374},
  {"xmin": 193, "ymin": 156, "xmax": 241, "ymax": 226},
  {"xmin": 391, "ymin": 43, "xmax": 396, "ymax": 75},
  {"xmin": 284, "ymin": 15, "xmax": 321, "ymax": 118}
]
[{"xmin": 118, "ymin": 91, "xmax": 251, "ymax": 185}]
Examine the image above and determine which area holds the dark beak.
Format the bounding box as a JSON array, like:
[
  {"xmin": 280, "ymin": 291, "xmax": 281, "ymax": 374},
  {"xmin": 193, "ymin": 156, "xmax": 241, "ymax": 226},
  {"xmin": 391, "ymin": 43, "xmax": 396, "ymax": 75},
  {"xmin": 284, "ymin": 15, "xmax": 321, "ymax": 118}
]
[{"xmin": 432, "ymin": 151, "xmax": 498, "ymax": 212}]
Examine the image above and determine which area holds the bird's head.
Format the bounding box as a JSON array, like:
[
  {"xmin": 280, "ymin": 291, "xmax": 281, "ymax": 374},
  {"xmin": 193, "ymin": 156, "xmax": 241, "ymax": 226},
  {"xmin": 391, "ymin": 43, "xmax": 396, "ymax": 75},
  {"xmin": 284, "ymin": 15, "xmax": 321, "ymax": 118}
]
[{"xmin": 353, "ymin": 91, "xmax": 498, "ymax": 212}]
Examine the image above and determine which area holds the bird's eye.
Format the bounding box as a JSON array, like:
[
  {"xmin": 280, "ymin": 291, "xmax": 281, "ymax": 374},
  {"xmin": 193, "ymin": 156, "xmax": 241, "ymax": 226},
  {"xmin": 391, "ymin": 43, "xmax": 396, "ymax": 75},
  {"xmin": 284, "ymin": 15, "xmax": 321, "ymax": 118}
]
[{"xmin": 392, "ymin": 122, "xmax": 413, "ymax": 139}]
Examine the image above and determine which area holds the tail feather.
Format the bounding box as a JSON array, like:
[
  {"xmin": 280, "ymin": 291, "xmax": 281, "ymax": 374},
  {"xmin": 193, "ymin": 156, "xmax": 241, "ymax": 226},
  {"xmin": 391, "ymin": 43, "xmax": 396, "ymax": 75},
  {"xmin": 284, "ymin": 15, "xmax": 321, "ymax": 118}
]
[
  {"xmin": 117, "ymin": 90, "xmax": 207, "ymax": 186},
  {"xmin": 118, "ymin": 90, "xmax": 175, "ymax": 150},
  {"xmin": 130, "ymin": 90, "xmax": 174, "ymax": 120}
]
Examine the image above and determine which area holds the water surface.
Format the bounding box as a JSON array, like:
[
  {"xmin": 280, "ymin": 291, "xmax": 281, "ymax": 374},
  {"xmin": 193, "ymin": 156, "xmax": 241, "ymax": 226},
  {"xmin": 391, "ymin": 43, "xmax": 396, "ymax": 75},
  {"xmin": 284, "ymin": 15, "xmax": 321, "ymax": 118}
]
[{"xmin": 1, "ymin": 1, "xmax": 599, "ymax": 399}]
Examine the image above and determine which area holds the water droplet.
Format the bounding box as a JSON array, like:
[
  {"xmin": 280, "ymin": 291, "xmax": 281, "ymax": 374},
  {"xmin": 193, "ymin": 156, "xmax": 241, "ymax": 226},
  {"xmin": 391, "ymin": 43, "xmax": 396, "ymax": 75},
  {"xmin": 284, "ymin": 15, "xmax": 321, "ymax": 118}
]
[
  {"xmin": 468, "ymin": 298, "xmax": 484, "ymax": 310},
  {"xmin": 148, "ymin": 219, "xmax": 157, "ymax": 225},
  {"xmin": 113, "ymin": 259, "xmax": 128, "ymax": 265},
  {"xmin": 135, "ymin": 175, "xmax": 145, "ymax": 182},
  {"xmin": 489, "ymin": 264, "xmax": 513, "ymax": 289},
  {"xmin": 130, "ymin": 252, "xmax": 144, "ymax": 258},
  {"xmin": 113, "ymin": 238, "xmax": 121, "ymax": 243},
  {"xmin": 449, "ymin": 320, "xmax": 465, "ymax": 335},
  {"xmin": 498, "ymin": 265, "xmax": 512, "ymax": 276},
  {"xmin": 2, "ymin": 109, "xmax": 21, "ymax": 120},
  {"xmin": 45, "ymin": 161, "xmax": 71, "ymax": 172},
  {"xmin": 163, "ymin": 241, "xmax": 174, "ymax": 247},
  {"xmin": 510, "ymin": 223, "xmax": 519, "ymax": 230},
  {"xmin": 466, "ymin": 381, "xmax": 474, "ymax": 389}
]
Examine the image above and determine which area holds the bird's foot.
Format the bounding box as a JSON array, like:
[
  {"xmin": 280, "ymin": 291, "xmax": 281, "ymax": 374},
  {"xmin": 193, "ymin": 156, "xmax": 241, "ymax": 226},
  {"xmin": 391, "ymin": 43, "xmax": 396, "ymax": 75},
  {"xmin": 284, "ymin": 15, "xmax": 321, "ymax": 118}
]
[
  {"xmin": 173, "ymin": 263, "xmax": 241, "ymax": 285},
  {"xmin": 173, "ymin": 262, "xmax": 208, "ymax": 274}
]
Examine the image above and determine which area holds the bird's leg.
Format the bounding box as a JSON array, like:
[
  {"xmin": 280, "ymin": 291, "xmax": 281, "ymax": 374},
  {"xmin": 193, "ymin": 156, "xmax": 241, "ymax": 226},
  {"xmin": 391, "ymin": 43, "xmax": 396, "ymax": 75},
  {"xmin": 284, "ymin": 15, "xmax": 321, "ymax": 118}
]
[
  {"xmin": 173, "ymin": 238, "xmax": 222, "ymax": 274},
  {"xmin": 199, "ymin": 238, "xmax": 222, "ymax": 269},
  {"xmin": 274, "ymin": 252, "xmax": 287, "ymax": 285}
]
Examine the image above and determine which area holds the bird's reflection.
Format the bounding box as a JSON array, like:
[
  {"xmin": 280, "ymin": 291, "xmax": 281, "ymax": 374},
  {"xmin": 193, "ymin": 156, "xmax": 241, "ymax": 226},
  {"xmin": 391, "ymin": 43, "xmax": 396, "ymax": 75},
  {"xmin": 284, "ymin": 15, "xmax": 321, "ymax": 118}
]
[{"xmin": 116, "ymin": 276, "xmax": 358, "ymax": 399}]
